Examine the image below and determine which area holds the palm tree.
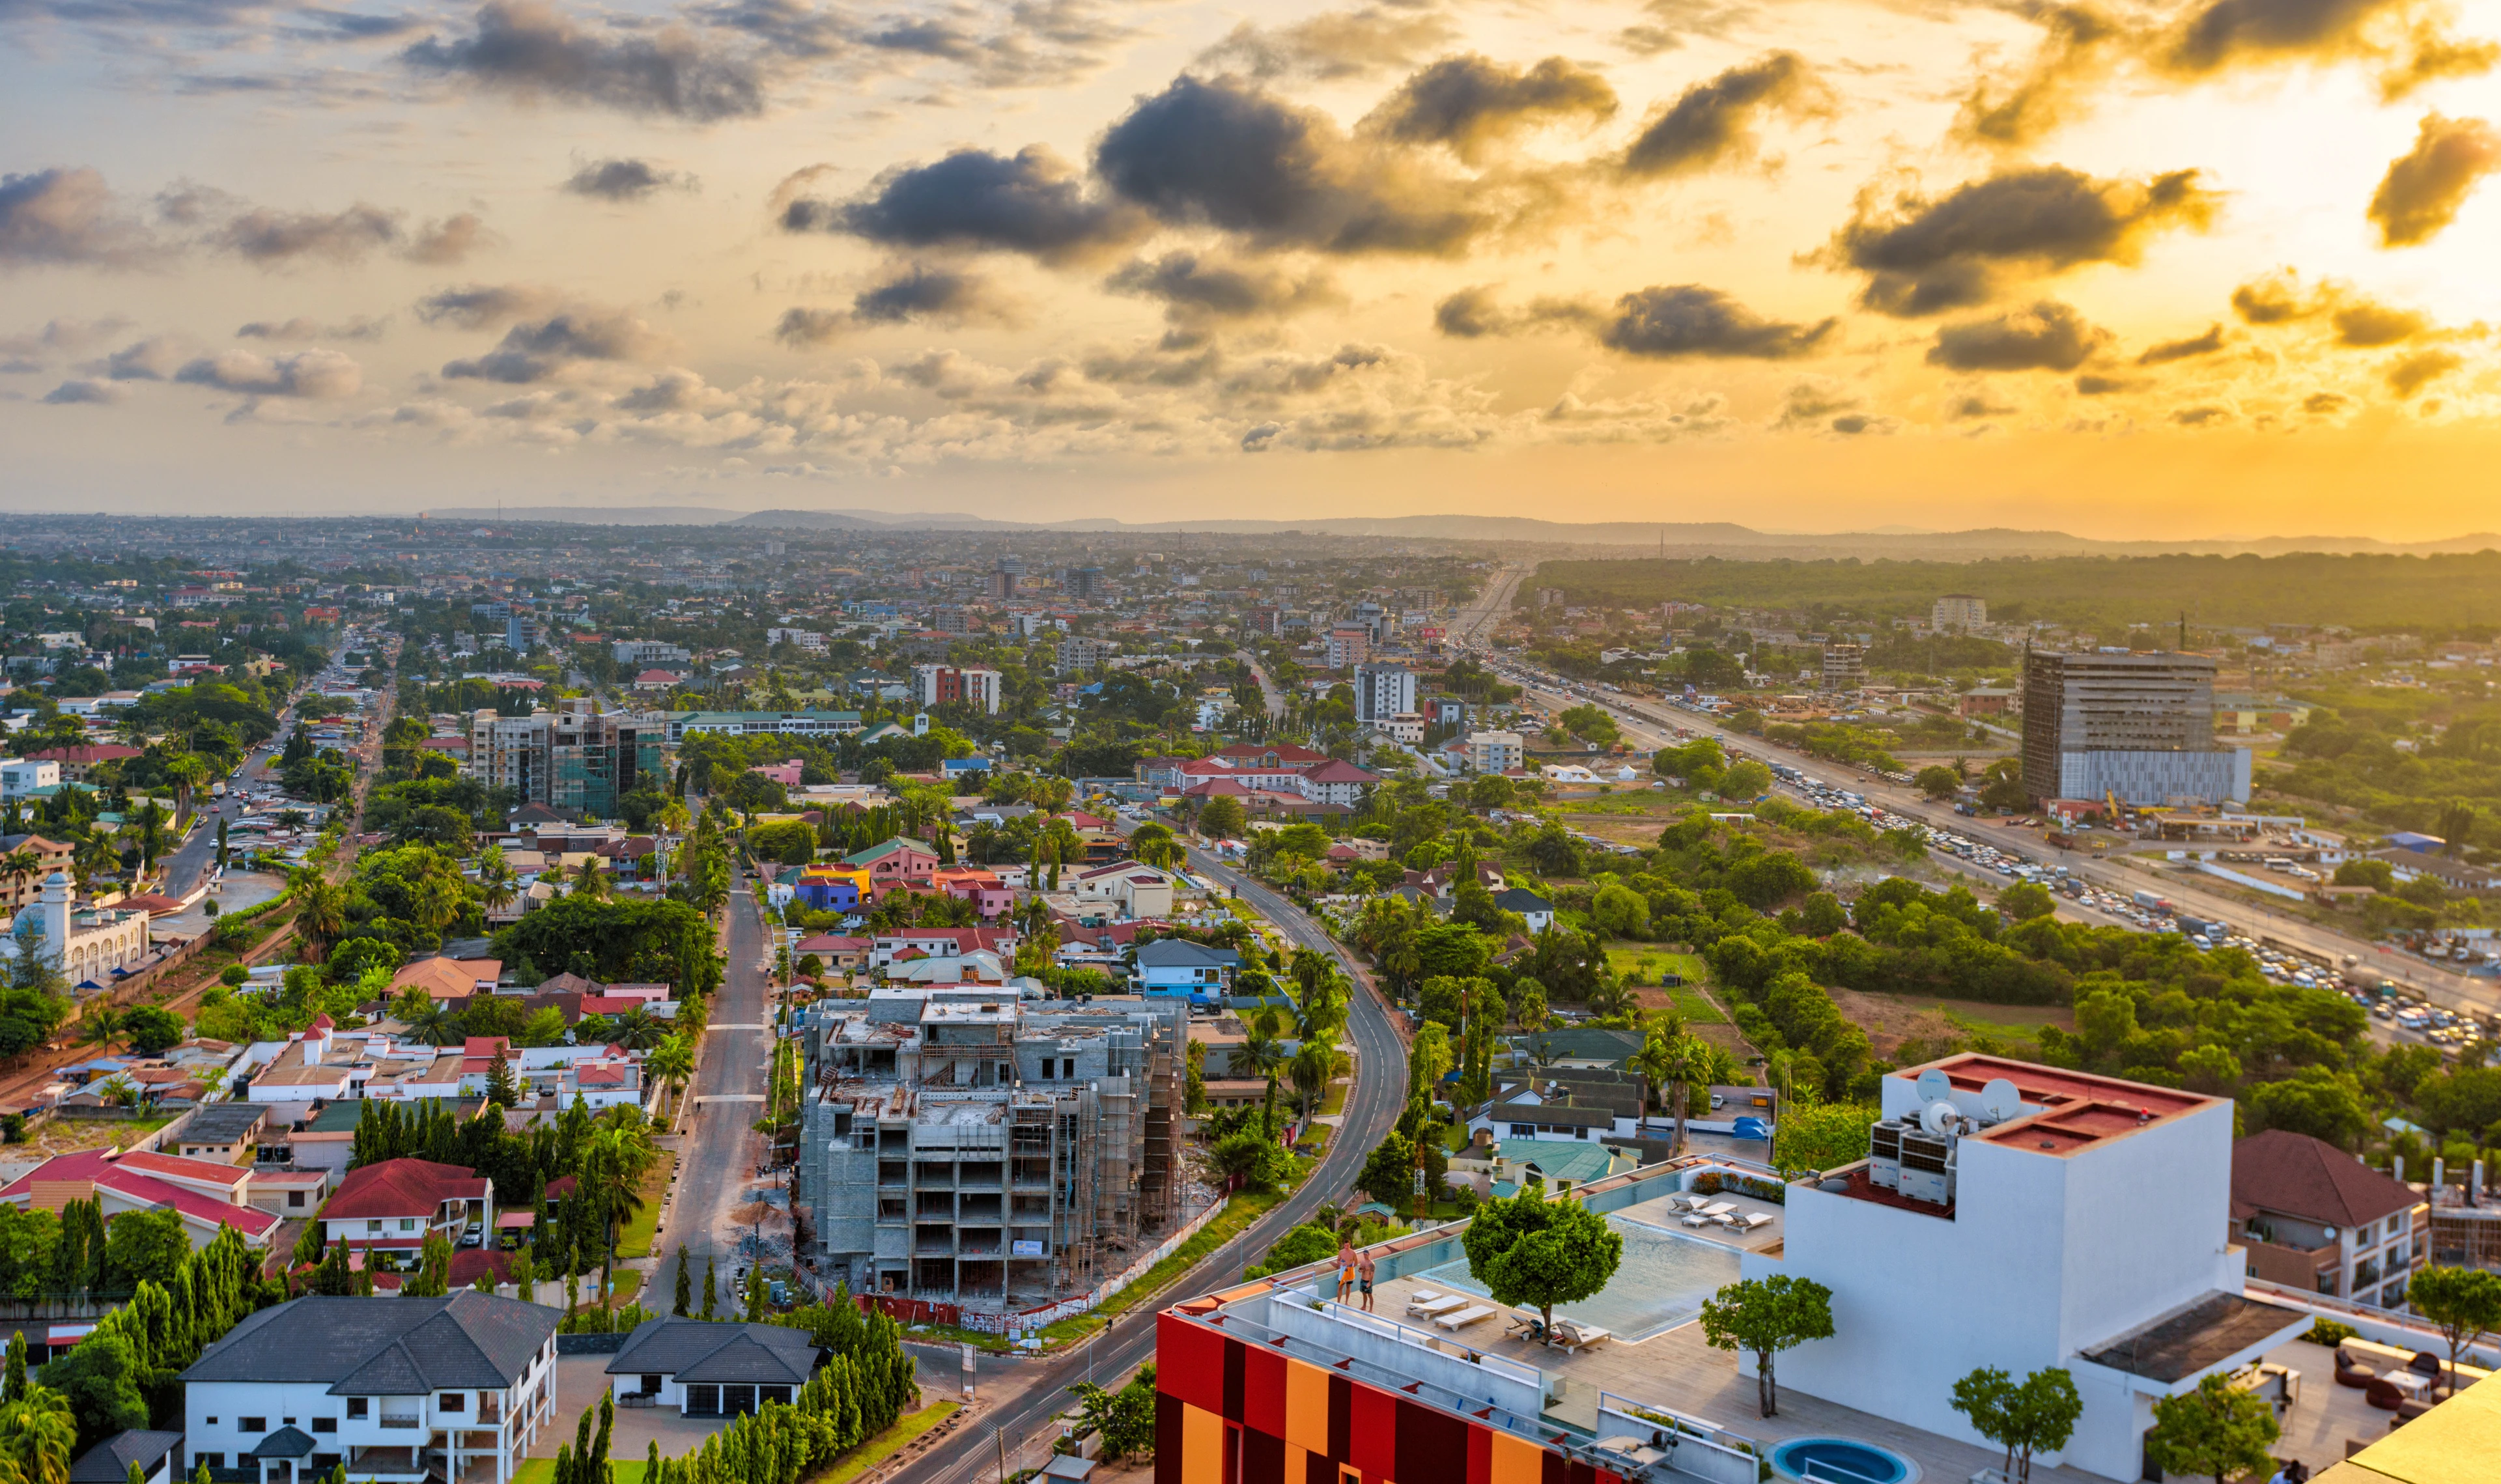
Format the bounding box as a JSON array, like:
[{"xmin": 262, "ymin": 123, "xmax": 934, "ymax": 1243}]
[
  {"xmin": 0, "ymin": 850, "xmax": 39, "ymax": 908},
  {"xmin": 1239, "ymin": 1007, "xmax": 1289, "ymax": 1136},
  {"xmin": 163, "ymin": 754, "xmax": 208, "ymax": 830},
  {"xmin": 1288, "ymin": 1039, "xmax": 1333, "ymax": 1122},
  {"xmin": 476, "ymin": 846, "xmax": 518, "ymax": 917},
  {"xmin": 572, "ymin": 855, "xmax": 608, "ymax": 900},
  {"xmin": 645, "ymin": 1035, "xmax": 695, "ymax": 1121},
  {"xmin": 0, "ymin": 1384, "xmax": 78, "ymax": 1484},
  {"xmin": 1635, "ymin": 1024, "xmax": 1716, "ymax": 1155},
  {"xmin": 581, "ymin": 1121, "xmax": 657, "ymax": 1305},
  {"xmin": 291, "ymin": 871, "xmax": 346, "ymax": 960},
  {"xmin": 604, "ymin": 1007, "xmax": 666, "ymax": 1051},
  {"xmin": 128, "ymin": 801, "xmax": 172, "ymax": 876},
  {"xmin": 406, "ymin": 998, "xmax": 462, "ymax": 1047},
  {"xmin": 78, "ymin": 1007, "xmax": 123, "ymax": 1051}
]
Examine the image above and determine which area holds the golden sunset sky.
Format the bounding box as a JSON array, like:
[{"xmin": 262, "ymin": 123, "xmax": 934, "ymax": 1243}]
[{"xmin": 3, "ymin": 0, "xmax": 2496, "ymax": 535}]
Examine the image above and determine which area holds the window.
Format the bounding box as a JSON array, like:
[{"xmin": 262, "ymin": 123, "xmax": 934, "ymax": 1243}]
[
  {"xmin": 399, "ymin": 1218, "xmax": 417, "ymax": 1232},
  {"xmin": 366, "ymin": 1220, "xmax": 382, "ymax": 1234},
  {"xmin": 239, "ymin": 1418, "xmax": 266, "ymax": 1433},
  {"xmin": 289, "ymin": 1191, "xmax": 305, "ymax": 1208},
  {"xmin": 438, "ymin": 1393, "xmax": 466, "ymax": 1412},
  {"xmin": 346, "ymin": 1399, "xmax": 368, "ymax": 1419},
  {"xmin": 312, "ymin": 1420, "xmax": 337, "ymax": 1435},
  {"xmin": 193, "ymin": 1457, "xmax": 223, "ymax": 1472}
]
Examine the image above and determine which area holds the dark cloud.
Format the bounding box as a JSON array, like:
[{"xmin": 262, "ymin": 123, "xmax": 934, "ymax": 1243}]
[
  {"xmin": 2368, "ymin": 113, "xmax": 2501, "ymax": 247},
  {"xmin": 1094, "ymin": 74, "xmax": 1507, "ymax": 257},
  {"xmin": 0, "ymin": 315, "xmax": 134, "ymax": 357},
  {"xmin": 1363, "ymin": 55, "xmax": 1617, "ymax": 163},
  {"xmin": 104, "ymin": 336, "xmax": 186, "ymax": 380},
  {"xmin": 441, "ymin": 309, "xmax": 668, "ymax": 381},
  {"xmin": 772, "ymin": 308, "xmax": 847, "ymax": 347},
  {"xmin": 2170, "ymin": 404, "xmax": 2231, "ymax": 425},
  {"xmin": 1105, "ymin": 252, "xmax": 1341, "ymax": 325},
  {"xmin": 41, "ymin": 378, "xmax": 121, "ymax": 404},
  {"xmin": 1825, "ymin": 165, "xmax": 2217, "ymax": 316},
  {"xmin": 237, "ymin": 315, "xmax": 389, "ymax": 341},
  {"xmin": 856, "ymin": 0, "xmax": 1131, "ymax": 88},
  {"xmin": 1829, "ymin": 413, "xmax": 1897, "ymax": 434},
  {"xmin": 404, "ymin": 1, "xmax": 769, "ymax": 120},
  {"xmin": 2302, "ymin": 391, "xmax": 2350, "ymax": 413},
  {"xmin": 563, "ymin": 158, "xmax": 698, "ymax": 201},
  {"xmin": 1773, "ymin": 379, "xmax": 1859, "ymax": 428},
  {"xmin": 1600, "ymin": 285, "xmax": 1837, "ymax": 359},
  {"xmin": 414, "ymin": 283, "xmax": 566, "ymax": 329},
  {"xmin": 2387, "ymin": 346, "xmax": 2461, "ymax": 394},
  {"xmin": 206, "ymin": 201, "xmax": 399, "ymax": 264},
  {"xmin": 1925, "ymin": 300, "xmax": 2112, "ymax": 371},
  {"xmin": 2229, "ymin": 268, "xmax": 2311, "ymax": 323},
  {"xmin": 174, "ymin": 348, "xmax": 363, "ymax": 398},
  {"xmin": 0, "ymin": 168, "xmax": 160, "ymax": 268},
  {"xmin": 304, "ymin": 8, "xmax": 427, "ymax": 38},
  {"xmin": 792, "ymin": 147, "xmax": 1145, "ymax": 265},
  {"xmin": 2159, "ymin": 0, "xmax": 2409, "ymax": 77},
  {"xmin": 2330, "ymin": 296, "xmax": 2427, "ymax": 345},
  {"xmin": 2377, "ymin": 24, "xmax": 2499, "ymax": 100},
  {"xmin": 1956, "ymin": 5, "xmax": 2127, "ymax": 148},
  {"xmin": 1945, "ymin": 391, "xmax": 2017, "ymax": 420},
  {"xmin": 1622, "ymin": 51, "xmax": 1826, "ymax": 178},
  {"xmin": 1429, "ymin": 286, "xmax": 1599, "ymax": 338},
  {"xmin": 1618, "ymin": 0, "xmax": 1751, "ymax": 57},
  {"xmin": 849, "ymin": 262, "xmax": 1021, "ymax": 326},
  {"xmin": 2074, "ymin": 372, "xmax": 2143, "ymax": 394},
  {"xmin": 2136, "ymin": 324, "xmax": 2226, "ymax": 364},
  {"xmin": 1194, "ymin": 7, "xmax": 1456, "ymax": 81},
  {"xmin": 408, "ymin": 213, "xmax": 491, "ymax": 264}
]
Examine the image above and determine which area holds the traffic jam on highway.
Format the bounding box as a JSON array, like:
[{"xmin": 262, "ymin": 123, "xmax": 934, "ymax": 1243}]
[{"xmin": 1482, "ymin": 656, "xmax": 2501, "ymax": 1054}]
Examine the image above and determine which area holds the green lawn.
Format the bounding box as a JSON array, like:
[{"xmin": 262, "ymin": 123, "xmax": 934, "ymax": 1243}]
[
  {"xmin": 615, "ymin": 1152, "xmax": 677, "ymax": 1260},
  {"xmin": 519, "ymin": 1464, "xmax": 649, "ymax": 1484},
  {"xmin": 1602, "ymin": 945, "xmax": 1726, "ymax": 1024}
]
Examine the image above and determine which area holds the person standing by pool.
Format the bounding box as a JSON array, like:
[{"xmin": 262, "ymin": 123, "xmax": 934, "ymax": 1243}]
[
  {"xmin": 1336, "ymin": 1238, "xmax": 1356, "ymax": 1302},
  {"xmin": 1357, "ymin": 1249, "xmax": 1377, "ymax": 1312}
]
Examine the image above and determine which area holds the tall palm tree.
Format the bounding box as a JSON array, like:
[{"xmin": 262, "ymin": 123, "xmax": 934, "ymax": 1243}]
[
  {"xmin": 78, "ymin": 1007, "xmax": 124, "ymax": 1051},
  {"xmin": 476, "ymin": 846, "xmax": 517, "ymax": 917},
  {"xmin": 163, "ymin": 754, "xmax": 208, "ymax": 830},
  {"xmin": 406, "ymin": 998, "xmax": 462, "ymax": 1047},
  {"xmin": 291, "ymin": 872, "xmax": 346, "ymax": 961},
  {"xmin": 0, "ymin": 850, "xmax": 39, "ymax": 908},
  {"xmin": 1239, "ymin": 1007, "xmax": 1289, "ymax": 1136},
  {"xmin": 581, "ymin": 1121, "xmax": 657, "ymax": 1305},
  {"xmin": 571, "ymin": 855, "xmax": 608, "ymax": 900},
  {"xmin": 128, "ymin": 802, "xmax": 171, "ymax": 876},
  {"xmin": 645, "ymin": 1034, "xmax": 694, "ymax": 1121},
  {"xmin": 1634, "ymin": 1025, "xmax": 1717, "ymax": 1155},
  {"xmin": 1288, "ymin": 1039, "xmax": 1333, "ymax": 1122},
  {"xmin": 0, "ymin": 1384, "xmax": 78, "ymax": 1484}
]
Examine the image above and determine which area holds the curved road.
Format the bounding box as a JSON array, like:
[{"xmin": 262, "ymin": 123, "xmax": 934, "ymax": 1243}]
[{"xmin": 889, "ymin": 850, "xmax": 1405, "ymax": 1484}]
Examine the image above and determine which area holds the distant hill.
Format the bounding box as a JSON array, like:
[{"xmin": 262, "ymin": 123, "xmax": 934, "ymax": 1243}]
[{"xmin": 425, "ymin": 504, "xmax": 2501, "ymax": 559}]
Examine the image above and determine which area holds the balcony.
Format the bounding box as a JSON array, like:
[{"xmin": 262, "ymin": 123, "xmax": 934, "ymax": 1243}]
[{"xmin": 2241, "ymin": 1236, "xmax": 2339, "ymax": 1294}]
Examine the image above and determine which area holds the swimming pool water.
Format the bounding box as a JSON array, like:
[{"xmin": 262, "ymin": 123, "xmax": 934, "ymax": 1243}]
[
  {"xmin": 1415, "ymin": 1215, "xmax": 1742, "ymax": 1341},
  {"xmin": 1769, "ymin": 1437, "xmax": 1917, "ymax": 1484}
]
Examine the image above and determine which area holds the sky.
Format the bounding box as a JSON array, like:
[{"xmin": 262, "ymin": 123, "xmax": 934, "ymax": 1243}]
[{"xmin": 3, "ymin": 0, "xmax": 2499, "ymax": 537}]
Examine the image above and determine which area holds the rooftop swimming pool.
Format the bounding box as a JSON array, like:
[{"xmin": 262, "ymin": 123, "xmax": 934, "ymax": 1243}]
[
  {"xmin": 1415, "ymin": 1214, "xmax": 1742, "ymax": 1341},
  {"xmin": 1769, "ymin": 1436, "xmax": 1920, "ymax": 1484}
]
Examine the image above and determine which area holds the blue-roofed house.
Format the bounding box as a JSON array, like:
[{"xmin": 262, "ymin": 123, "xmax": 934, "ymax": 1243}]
[{"xmin": 1131, "ymin": 938, "xmax": 1240, "ymax": 997}]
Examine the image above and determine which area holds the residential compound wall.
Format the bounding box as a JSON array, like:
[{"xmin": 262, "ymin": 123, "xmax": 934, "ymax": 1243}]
[
  {"xmin": 798, "ymin": 987, "xmax": 1186, "ymax": 1315},
  {"xmin": 2020, "ymin": 650, "xmax": 2250, "ymax": 807}
]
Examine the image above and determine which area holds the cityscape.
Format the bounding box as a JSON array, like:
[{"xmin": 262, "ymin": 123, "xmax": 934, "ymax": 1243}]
[{"xmin": 8, "ymin": 0, "xmax": 2501, "ymax": 1481}]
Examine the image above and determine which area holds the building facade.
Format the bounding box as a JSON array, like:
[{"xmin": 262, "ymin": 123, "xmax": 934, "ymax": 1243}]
[
  {"xmin": 2020, "ymin": 650, "xmax": 2250, "ymax": 806},
  {"xmin": 1932, "ymin": 594, "xmax": 1987, "ymax": 630},
  {"xmin": 1353, "ymin": 663, "xmax": 1418, "ymax": 724}
]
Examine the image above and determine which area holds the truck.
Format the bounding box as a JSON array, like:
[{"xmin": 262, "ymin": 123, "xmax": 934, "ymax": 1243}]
[{"xmin": 2132, "ymin": 890, "xmax": 2171, "ymax": 912}]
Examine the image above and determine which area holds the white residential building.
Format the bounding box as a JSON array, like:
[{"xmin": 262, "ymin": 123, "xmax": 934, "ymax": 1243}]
[
  {"xmin": 178, "ymin": 1293, "xmax": 559, "ymax": 1484},
  {"xmin": 1743, "ymin": 1054, "xmax": 2308, "ymax": 1482},
  {"xmin": 1353, "ymin": 662, "xmax": 1417, "ymax": 724},
  {"xmin": 603, "ymin": 1318, "xmax": 822, "ymax": 1416},
  {"xmin": 1464, "ymin": 731, "xmax": 1524, "ymax": 774},
  {"xmin": 612, "ymin": 639, "xmax": 692, "ymax": 665},
  {"xmin": 0, "ymin": 759, "xmax": 60, "ymax": 798},
  {"xmin": 1, "ymin": 872, "xmax": 150, "ymax": 987}
]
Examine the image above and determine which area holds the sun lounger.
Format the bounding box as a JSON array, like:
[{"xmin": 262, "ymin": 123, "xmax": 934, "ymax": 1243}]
[
  {"xmin": 1555, "ymin": 1321, "xmax": 1613, "ymax": 1354},
  {"xmin": 1434, "ymin": 1305, "xmax": 1497, "ymax": 1331},
  {"xmin": 1731, "ymin": 1212, "xmax": 1776, "ymax": 1231},
  {"xmin": 1701, "ymin": 1201, "xmax": 1738, "ymax": 1217},
  {"xmin": 1668, "ymin": 1195, "xmax": 1705, "ymax": 1212},
  {"xmin": 1404, "ymin": 1289, "xmax": 1447, "ymax": 1309},
  {"xmin": 1408, "ymin": 1294, "xmax": 1468, "ymax": 1319},
  {"xmin": 1680, "ymin": 1213, "xmax": 1712, "ymax": 1227}
]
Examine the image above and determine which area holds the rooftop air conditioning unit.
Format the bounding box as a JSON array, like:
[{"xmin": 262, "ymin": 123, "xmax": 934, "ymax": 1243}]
[
  {"xmin": 1899, "ymin": 1132, "xmax": 1957, "ymax": 1206},
  {"xmin": 1869, "ymin": 1118, "xmax": 1908, "ymax": 1190}
]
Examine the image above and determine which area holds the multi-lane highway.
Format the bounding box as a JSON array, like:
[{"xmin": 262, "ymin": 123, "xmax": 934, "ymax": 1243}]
[{"xmin": 1481, "ymin": 659, "xmax": 2501, "ymax": 1023}]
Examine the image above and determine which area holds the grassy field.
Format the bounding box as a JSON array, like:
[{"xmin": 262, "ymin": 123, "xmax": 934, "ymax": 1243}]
[
  {"xmin": 1829, "ymin": 987, "xmax": 2074, "ymax": 1057},
  {"xmin": 615, "ymin": 1151, "xmax": 679, "ymax": 1261},
  {"xmin": 1034, "ymin": 1184, "xmax": 1293, "ymax": 1347},
  {"xmin": 1602, "ymin": 945, "xmax": 1727, "ymax": 1024}
]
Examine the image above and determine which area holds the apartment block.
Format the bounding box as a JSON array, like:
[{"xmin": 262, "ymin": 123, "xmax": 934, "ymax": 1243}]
[
  {"xmin": 1465, "ymin": 730, "xmax": 1524, "ymax": 774},
  {"xmin": 1056, "ymin": 636, "xmax": 1116, "ymax": 673},
  {"xmin": 1820, "ymin": 643, "xmax": 1865, "ymax": 692},
  {"xmin": 1323, "ymin": 626, "xmax": 1371, "ymax": 669},
  {"xmin": 464, "ymin": 701, "xmax": 668, "ymax": 819},
  {"xmin": 913, "ymin": 664, "xmax": 1003, "ymax": 714},
  {"xmin": 1352, "ymin": 662, "xmax": 1417, "ymax": 724},
  {"xmin": 1932, "ymin": 594, "xmax": 1987, "ymax": 631},
  {"xmin": 797, "ymin": 987, "xmax": 1185, "ymax": 1312}
]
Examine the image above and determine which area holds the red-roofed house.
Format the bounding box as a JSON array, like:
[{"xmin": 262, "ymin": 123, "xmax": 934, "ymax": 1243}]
[
  {"xmin": 2231, "ymin": 1129, "xmax": 2430, "ymax": 1313},
  {"xmin": 868, "ymin": 926, "xmax": 1018, "ymax": 968},
  {"xmin": 793, "ymin": 934, "xmax": 869, "ymax": 972},
  {"xmin": 931, "ymin": 865, "xmax": 1013, "ymax": 918},
  {"xmin": 1296, "ymin": 758, "xmax": 1382, "ymax": 807},
  {"xmin": 24, "ymin": 744, "xmax": 142, "ymax": 782},
  {"xmin": 320, "ymin": 1157, "xmax": 494, "ymax": 1261},
  {"xmin": 0, "ymin": 1149, "xmax": 281, "ymax": 1250}
]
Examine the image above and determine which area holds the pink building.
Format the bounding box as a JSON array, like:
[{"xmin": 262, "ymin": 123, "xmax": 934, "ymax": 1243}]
[{"xmin": 750, "ymin": 759, "xmax": 804, "ymax": 787}]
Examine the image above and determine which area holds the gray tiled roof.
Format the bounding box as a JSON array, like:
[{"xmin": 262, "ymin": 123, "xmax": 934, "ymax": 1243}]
[
  {"xmin": 605, "ymin": 1318, "xmax": 820, "ymax": 1386},
  {"xmin": 179, "ymin": 1293, "xmax": 557, "ymax": 1393},
  {"xmin": 70, "ymin": 1430, "xmax": 184, "ymax": 1484},
  {"xmin": 179, "ymin": 1103, "xmax": 268, "ymax": 1142},
  {"xmin": 249, "ymin": 1427, "xmax": 317, "ymax": 1460}
]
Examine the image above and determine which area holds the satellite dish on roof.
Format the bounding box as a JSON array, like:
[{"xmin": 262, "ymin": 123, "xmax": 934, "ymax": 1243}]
[
  {"xmin": 1921, "ymin": 1100, "xmax": 1960, "ymax": 1138},
  {"xmin": 1980, "ymin": 1078, "xmax": 2023, "ymax": 1125},
  {"xmin": 1915, "ymin": 1068, "xmax": 1953, "ymax": 1105}
]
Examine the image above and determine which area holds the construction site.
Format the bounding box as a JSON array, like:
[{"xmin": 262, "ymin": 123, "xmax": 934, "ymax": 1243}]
[{"xmin": 793, "ymin": 983, "xmax": 1189, "ymax": 1319}]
